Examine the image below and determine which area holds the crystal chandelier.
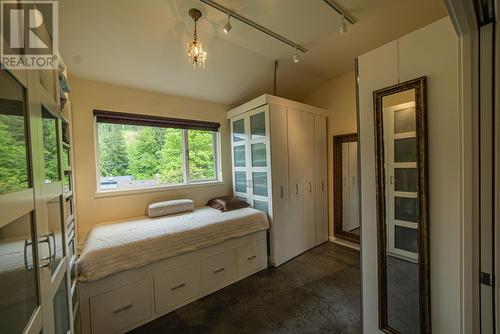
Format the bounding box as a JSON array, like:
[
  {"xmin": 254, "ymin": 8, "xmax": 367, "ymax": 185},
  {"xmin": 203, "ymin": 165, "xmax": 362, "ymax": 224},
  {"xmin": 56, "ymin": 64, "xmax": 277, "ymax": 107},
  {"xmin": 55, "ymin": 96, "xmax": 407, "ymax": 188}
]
[{"xmin": 186, "ymin": 8, "xmax": 207, "ymax": 69}]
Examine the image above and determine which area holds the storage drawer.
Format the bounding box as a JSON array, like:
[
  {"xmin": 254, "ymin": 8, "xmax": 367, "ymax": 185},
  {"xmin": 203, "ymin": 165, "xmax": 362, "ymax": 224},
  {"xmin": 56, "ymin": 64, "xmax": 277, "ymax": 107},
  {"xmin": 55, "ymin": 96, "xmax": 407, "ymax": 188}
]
[
  {"xmin": 201, "ymin": 250, "xmax": 237, "ymax": 294},
  {"xmin": 90, "ymin": 279, "xmax": 152, "ymax": 334},
  {"xmin": 237, "ymin": 239, "xmax": 268, "ymax": 278},
  {"xmin": 154, "ymin": 262, "xmax": 201, "ymax": 313}
]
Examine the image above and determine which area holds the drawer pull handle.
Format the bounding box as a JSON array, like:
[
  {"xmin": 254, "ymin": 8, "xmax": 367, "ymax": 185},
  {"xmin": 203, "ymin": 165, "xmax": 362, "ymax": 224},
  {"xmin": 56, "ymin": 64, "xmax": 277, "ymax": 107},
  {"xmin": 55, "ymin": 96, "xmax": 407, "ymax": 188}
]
[
  {"xmin": 213, "ymin": 267, "xmax": 225, "ymax": 274},
  {"xmin": 247, "ymin": 255, "xmax": 257, "ymax": 261},
  {"xmin": 171, "ymin": 283, "xmax": 186, "ymax": 291},
  {"xmin": 113, "ymin": 304, "xmax": 133, "ymax": 314}
]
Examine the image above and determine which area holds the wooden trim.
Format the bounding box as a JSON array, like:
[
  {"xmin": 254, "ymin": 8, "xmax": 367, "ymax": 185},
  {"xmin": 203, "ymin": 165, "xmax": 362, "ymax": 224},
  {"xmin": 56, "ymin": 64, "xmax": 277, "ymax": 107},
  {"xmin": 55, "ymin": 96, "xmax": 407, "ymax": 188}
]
[
  {"xmin": 373, "ymin": 76, "xmax": 430, "ymax": 334},
  {"xmin": 93, "ymin": 109, "xmax": 220, "ymax": 132},
  {"xmin": 333, "ymin": 133, "xmax": 360, "ymax": 244}
]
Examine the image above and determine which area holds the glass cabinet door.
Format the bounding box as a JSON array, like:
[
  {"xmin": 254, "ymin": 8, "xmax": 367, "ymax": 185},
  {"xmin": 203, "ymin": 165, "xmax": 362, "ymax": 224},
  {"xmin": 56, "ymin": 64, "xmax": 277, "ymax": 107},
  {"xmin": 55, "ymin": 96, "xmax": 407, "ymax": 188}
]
[{"xmin": 385, "ymin": 103, "xmax": 418, "ymax": 262}]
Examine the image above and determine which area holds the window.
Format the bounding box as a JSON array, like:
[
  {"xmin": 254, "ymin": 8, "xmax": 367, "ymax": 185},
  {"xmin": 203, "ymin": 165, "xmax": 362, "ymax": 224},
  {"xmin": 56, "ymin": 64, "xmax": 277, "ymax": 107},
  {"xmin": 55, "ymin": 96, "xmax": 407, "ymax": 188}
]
[{"xmin": 94, "ymin": 110, "xmax": 221, "ymax": 192}]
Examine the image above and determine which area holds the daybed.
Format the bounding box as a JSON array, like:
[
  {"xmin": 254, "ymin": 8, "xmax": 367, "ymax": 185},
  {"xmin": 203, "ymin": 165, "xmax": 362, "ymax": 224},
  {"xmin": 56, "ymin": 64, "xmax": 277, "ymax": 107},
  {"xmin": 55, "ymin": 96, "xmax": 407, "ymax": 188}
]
[{"xmin": 78, "ymin": 206, "xmax": 269, "ymax": 334}]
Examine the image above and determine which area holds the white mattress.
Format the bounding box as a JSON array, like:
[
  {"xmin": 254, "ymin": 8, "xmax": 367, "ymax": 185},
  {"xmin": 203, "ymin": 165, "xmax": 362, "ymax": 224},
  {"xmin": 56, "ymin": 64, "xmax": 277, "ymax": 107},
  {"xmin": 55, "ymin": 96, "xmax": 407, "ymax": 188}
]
[{"xmin": 78, "ymin": 206, "xmax": 269, "ymax": 282}]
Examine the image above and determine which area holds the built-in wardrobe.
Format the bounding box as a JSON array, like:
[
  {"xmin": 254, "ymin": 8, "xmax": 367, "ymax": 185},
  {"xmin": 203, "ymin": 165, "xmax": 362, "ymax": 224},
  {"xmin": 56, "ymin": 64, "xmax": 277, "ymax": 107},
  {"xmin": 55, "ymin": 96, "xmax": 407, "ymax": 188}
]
[
  {"xmin": 228, "ymin": 94, "xmax": 328, "ymax": 266},
  {"xmin": 0, "ymin": 61, "xmax": 77, "ymax": 333}
]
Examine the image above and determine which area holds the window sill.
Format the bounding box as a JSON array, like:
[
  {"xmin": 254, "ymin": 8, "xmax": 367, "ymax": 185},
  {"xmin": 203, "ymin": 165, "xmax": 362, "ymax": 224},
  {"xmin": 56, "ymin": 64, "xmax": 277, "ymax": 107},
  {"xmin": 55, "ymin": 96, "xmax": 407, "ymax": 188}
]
[{"xmin": 94, "ymin": 180, "xmax": 224, "ymax": 199}]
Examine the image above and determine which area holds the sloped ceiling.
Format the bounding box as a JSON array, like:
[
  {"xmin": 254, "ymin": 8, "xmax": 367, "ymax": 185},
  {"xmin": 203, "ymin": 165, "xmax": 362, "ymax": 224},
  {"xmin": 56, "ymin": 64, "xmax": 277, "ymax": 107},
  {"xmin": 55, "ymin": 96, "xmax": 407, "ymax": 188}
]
[{"xmin": 59, "ymin": 0, "xmax": 447, "ymax": 106}]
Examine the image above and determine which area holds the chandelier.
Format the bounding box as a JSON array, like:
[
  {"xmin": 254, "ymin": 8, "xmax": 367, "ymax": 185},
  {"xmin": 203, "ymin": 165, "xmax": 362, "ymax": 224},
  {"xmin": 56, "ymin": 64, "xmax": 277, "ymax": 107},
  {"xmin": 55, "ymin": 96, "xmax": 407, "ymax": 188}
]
[{"xmin": 186, "ymin": 8, "xmax": 207, "ymax": 69}]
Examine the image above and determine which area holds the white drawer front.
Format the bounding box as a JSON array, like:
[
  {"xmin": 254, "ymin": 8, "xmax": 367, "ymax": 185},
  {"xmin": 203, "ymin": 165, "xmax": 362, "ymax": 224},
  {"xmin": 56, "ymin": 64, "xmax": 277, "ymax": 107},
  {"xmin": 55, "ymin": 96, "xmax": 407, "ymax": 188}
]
[
  {"xmin": 154, "ymin": 262, "xmax": 201, "ymax": 313},
  {"xmin": 201, "ymin": 250, "xmax": 237, "ymax": 294},
  {"xmin": 90, "ymin": 279, "xmax": 152, "ymax": 334},
  {"xmin": 237, "ymin": 239, "xmax": 267, "ymax": 278}
]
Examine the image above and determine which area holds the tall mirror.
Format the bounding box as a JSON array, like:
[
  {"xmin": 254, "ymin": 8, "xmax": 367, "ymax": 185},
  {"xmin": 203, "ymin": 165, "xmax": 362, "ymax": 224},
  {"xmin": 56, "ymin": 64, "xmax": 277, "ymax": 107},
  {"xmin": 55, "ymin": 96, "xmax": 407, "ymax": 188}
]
[
  {"xmin": 373, "ymin": 77, "xmax": 430, "ymax": 334},
  {"xmin": 333, "ymin": 133, "xmax": 359, "ymax": 243}
]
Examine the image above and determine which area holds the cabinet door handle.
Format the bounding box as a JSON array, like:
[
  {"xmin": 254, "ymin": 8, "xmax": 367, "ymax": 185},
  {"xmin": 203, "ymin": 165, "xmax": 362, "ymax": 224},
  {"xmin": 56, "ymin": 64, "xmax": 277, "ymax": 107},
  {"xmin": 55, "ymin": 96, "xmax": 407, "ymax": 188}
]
[
  {"xmin": 171, "ymin": 283, "xmax": 186, "ymax": 291},
  {"xmin": 213, "ymin": 267, "xmax": 226, "ymax": 274},
  {"xmin": 308, "ymin": 182, "xmax": 312, "ymax": 193},
  {"xmin": 113, "ymin": 304, "xmax": 133, "ymax": 314},
  {"xmin": 280, "ymin": 186, "xmax": 284, "ymax": 198},
  {"xmin": 295, "ymin": 184, "xmax": 299, "ymax": 196},
  {"xmin": 247, "ymin": 255, "xmax": 257, "ymax": 261},
  {"xmin": 321, "ymin": 181, "xmax": 324, "ymax": 191},
  {"xmin": 343, "ymin": 177, "xmax": 347, "ymax": 186},
  {"xmin": 352, "ymin": 176, "xmax": 356, "ymax": 185},
  {"xmin": 38, "ymin": 234, "xmax": 52, "ymax": 268},
  {"xmin": 24, "ymin": 239, "xmax": 33, "ymax": 271},
  {"xmin": 389, "ymin": 175, "xmax": 393, "ymax": 185}
]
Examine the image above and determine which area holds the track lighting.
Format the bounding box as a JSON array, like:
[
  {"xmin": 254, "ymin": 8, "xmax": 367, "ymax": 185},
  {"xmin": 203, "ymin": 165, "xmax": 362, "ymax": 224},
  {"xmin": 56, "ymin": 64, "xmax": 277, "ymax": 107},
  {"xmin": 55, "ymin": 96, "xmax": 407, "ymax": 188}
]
[
  {"xmin": 339, "ymin": 15, "xmax": 347, "ymax": 34},
  {"xmin": 293, "ymin": 47, "xmax": 300, "ymax": 63},
  {"xmin": 223, "ymin": 14, "xmax": 232, "ymax": 34}
]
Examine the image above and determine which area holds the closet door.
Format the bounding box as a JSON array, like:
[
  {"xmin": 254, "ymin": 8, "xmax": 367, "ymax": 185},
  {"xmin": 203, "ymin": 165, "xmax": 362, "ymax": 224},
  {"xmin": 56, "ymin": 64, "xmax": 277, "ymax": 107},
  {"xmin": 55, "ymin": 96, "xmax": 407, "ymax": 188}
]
[
  {"xmin": 301, "ymin": 112, "xmax": 316, "ymax": 249},
  {"xmin": 269, "ymin": 105, "xmax": 289, "ymax": 266},
  {"xmin": 287, "ymin": 108, "xmax": 304, "ymax": 256},
  {"xmin": 314, "ymin": 115, "xmax": 328, "ymax": 244},
  {"xmin": 348, "ymin": 141, "xmax": 359, "ymax": 233}
]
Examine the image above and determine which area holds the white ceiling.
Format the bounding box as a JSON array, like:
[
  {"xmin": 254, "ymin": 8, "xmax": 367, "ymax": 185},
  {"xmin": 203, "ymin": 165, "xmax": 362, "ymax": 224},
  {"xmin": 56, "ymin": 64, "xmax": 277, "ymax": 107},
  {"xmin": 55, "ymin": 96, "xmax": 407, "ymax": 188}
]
[{"xmin": 59, "ymin": 0, "xmax": 447, "ymax": 106}]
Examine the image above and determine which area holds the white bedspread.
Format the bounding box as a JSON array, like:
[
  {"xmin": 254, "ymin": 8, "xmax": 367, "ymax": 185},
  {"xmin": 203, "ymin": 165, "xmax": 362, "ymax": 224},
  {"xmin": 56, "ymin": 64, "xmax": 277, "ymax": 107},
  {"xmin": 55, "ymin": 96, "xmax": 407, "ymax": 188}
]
[{"xmin": 78, "ymin": 206, "xmax": 269, "ymax": 282}]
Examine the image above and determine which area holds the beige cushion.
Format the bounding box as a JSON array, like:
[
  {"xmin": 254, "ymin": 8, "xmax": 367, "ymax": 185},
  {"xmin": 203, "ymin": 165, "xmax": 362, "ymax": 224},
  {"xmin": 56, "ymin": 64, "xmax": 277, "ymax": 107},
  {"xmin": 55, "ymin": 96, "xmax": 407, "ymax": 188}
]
[{"xmin": 147, "ymin": 199, "xmax": 194, "ymax": 218}]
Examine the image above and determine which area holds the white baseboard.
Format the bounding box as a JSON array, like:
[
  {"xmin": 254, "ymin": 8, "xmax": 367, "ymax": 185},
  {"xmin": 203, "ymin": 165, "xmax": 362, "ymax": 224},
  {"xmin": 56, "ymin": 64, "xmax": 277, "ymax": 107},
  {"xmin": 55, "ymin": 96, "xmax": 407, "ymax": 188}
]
[{"xmin": 328, "ymin": 236, "xmax": 360, "ymax": 251}]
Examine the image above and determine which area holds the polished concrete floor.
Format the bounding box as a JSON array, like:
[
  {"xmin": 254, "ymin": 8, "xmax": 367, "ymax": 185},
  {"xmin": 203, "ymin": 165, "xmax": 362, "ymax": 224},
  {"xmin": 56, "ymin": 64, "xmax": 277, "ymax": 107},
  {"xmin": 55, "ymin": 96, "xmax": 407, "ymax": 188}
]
[{"xmin": 129, "ymin": 242, "xmax": 361, "ymax": 334}]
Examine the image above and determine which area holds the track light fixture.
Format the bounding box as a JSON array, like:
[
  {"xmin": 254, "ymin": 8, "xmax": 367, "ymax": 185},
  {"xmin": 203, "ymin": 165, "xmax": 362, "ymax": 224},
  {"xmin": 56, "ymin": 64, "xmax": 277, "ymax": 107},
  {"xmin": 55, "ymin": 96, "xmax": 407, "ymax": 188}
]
[
  {"xmin": 339, "ymin": 15, "xmax": 347, "ymax": 34},
  {"xmin": 223, "ymin": 13, "xmax": 232, "ymax": 34}
]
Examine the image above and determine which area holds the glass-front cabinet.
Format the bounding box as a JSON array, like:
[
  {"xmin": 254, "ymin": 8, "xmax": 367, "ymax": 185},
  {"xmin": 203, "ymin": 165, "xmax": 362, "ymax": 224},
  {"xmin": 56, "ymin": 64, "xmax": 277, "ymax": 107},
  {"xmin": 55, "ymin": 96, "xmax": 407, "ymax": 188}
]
[
  {"xmin": 231, "ymin": 106, "xmax": 271, "ymax": 216},
  {"xmin": 0, "ymin": 65, "xmax": 72, "ymax": 334}
]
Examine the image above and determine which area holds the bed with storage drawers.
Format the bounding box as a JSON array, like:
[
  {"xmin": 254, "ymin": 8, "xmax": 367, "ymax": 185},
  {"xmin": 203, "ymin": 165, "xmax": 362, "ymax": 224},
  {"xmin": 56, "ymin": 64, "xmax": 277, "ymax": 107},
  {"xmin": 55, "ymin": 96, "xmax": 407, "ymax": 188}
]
[{"xmin": 77, "ymin": 206, "xmax": 269, "ymax": 334}]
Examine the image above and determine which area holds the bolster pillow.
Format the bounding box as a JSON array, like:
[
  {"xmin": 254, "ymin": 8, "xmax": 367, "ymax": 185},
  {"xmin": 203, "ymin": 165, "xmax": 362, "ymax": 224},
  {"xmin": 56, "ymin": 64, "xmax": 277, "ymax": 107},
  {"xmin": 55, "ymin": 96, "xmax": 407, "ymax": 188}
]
[{"xmin": 147, "ymin": 199, "xmax": 195, "ymax": 218}]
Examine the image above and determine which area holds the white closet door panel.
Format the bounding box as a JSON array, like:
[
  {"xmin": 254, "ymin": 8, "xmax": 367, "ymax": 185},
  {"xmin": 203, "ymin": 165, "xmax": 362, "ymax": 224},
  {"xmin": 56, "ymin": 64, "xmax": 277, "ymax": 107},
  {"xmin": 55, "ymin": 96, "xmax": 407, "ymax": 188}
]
[
  {"xmin": 314, "ymin": 115, "xmax": 328, "ymax": 244},
  {"xmin": 301, "ymin": 111, "xmax": 316, "ymax": 250},
  {"xmin": 348, "ymin": 142, "xmax": 359, "ymax": 233},
  {"xmin": 269, "ymin": 105, "xmax": 290, "ymax": 265},
  {"xmin": 342, "ymin": 143, "xmax": 352, "ymax": 231},
  {"xmin": 286, "ymin": 108, "xmax": 303, "ymax": 258}
]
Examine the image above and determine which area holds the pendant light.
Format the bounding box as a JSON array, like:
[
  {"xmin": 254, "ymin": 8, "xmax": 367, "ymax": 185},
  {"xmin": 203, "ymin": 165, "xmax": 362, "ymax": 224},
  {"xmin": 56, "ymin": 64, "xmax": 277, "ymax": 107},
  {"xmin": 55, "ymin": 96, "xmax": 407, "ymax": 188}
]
[{"xmin": 186, "ymin": 8, "xmax": 207, "ymax": 68}]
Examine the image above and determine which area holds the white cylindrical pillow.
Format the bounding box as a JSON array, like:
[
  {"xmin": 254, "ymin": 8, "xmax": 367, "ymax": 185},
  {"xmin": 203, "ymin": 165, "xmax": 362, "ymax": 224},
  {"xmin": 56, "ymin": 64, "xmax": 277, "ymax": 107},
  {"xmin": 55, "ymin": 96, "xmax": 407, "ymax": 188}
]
[{"xmin": 147, "ymin": 199, "xmax": 194, "ymax": 218}]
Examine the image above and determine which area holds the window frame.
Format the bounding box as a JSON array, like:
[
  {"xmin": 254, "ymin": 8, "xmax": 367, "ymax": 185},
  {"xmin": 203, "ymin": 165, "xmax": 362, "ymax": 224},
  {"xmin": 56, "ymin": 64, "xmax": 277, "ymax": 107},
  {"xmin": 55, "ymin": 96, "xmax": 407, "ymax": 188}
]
[{"xmin": 93, "ymin": 112, "xmax": 223, "ymax": 196}]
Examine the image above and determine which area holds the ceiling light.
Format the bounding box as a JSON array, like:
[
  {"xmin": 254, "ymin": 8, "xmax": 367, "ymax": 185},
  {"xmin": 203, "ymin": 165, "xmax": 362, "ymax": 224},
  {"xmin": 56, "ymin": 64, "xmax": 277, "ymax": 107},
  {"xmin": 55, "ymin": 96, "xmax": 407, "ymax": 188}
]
[
  {"xmin": 223, "ymin": 14, "xmax": 232, "ymax": 34},
  {"xmin": 339, "ymin": 15, "xmax": 347, "ymax": 34},
  {"xmin": 186, "ymin": 8, "xmax": 207, "ymax": 68},
  {"xmin": 293, "ymin": 48, "xmax": 300, "ymax": 63}
]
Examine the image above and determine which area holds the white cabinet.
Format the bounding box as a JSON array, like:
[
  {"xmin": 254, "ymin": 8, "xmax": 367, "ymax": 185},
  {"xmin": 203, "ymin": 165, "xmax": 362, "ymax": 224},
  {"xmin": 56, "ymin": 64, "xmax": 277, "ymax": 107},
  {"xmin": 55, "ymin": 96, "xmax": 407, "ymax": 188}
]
[{"xmin": 228, "ymin": 95, "xmax": 328, "ymax": 266}]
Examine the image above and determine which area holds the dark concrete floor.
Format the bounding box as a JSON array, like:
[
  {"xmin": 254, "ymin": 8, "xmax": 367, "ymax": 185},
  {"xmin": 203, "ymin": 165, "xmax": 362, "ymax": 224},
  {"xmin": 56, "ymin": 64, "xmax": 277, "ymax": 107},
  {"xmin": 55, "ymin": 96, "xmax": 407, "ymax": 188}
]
[{"xmin": 129, "ymin": 242, "xmax": 361, "ymax": 334}]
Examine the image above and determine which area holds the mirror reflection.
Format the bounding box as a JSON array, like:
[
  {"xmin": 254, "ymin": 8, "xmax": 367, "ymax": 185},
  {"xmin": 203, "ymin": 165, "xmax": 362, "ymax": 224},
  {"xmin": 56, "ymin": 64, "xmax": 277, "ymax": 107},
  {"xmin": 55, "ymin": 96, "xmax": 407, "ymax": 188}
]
[
  {"xmin": 383, "ymin": 88, "xmax": 419, "ymax": 334},
  {"xmin": 374, "ymin": 77, "xmax": 429, "ymax": 334},
  {"xmin": 333, "ymin": 133, "xmax": 360, "ymax": 243}
]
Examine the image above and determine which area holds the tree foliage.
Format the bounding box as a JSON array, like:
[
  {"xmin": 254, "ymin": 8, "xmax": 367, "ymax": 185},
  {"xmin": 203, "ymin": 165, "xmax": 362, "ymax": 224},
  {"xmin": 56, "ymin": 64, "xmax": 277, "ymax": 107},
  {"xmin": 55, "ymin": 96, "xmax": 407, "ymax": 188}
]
[{"xmin": 98, "ymin": 124, "xmax": 129, "ymax": 177}]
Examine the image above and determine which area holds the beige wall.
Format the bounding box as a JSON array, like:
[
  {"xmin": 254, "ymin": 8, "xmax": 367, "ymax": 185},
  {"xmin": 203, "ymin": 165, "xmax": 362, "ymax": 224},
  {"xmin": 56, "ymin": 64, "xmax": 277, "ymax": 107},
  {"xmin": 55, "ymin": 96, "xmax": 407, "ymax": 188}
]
[
  {"xmin": 358, "ymin": 17, "xmax": 463, "ymax": 333},
  {"xmin": 69, "ymin": 77, "xmax": 232, "ymax": 244},
  {"xmin": 302, "ymin": 71, "xmax": 357, "ymax": 243}
]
